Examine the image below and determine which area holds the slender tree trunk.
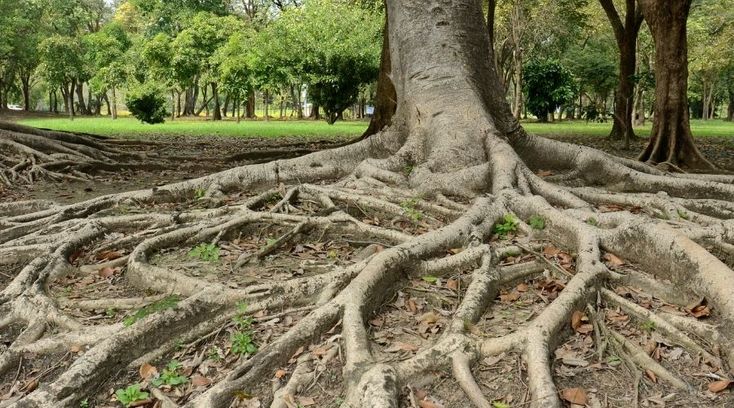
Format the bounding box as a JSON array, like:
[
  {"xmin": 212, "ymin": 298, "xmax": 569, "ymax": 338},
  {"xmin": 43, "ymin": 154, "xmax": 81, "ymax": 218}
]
[
  {"xmin": 223, "ymin": 94, "xmax": 230, "ymax": 118},
  {"xmin": 600, "ymin": 0, "xmax": 643, "ymax": 144},
  {"xmin": 21, "ymin": 76, "xmax": 31, "ymax": 111},
  {"xmin": 75, "ymin": 81, "xmax": 88, "ymax": 115},
  {"xmin": 727, "ymin": 88, "xmax": 734, "ymax": 121},
  {"xmin": 111, "ymin": 87, "xmax": 118, "ymax": 120},
  {"xmin": 264, "ymin": 90, "xmax": 270, "ymax": 122},
  {"xmin": 66, "ymin": 82, "xmax": 75, "ymax": 121},
  {"xmin": 212, "ymin": 82, "xmax": 222, "ymax": 121},
  {"xmin": 246, "ymin": 90, "xmax": 255, "ymax": 118},
  {"xmin": 236, "ymin": 95, "xmax": 241, "ymax": 124},
  {"xmin": 638, "ymin": 0, "xmax": 712, "ymax": 170}
]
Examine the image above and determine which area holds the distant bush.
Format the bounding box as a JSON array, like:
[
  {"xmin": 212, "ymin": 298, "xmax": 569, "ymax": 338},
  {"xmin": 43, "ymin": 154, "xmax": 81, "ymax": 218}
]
[{"xmin": 125, "ymin": 83, "xmax": 168, "ymax": 124}]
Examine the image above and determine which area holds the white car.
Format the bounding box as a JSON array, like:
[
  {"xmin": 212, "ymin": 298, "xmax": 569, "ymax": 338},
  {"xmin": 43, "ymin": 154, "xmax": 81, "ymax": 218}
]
[{"xmin": 7, "ymin": 104, "xmax": 22, "ymax": 111}]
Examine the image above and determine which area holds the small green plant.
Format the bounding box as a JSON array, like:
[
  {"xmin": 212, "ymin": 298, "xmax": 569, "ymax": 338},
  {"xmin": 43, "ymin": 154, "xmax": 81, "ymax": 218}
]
[
  {"xmin": 188, "ymin": 243, "xmax": 220, "ymax": 262},
  {"xmin": 654, "ymin": 211, "xmax": 670, "ymax": 220},
  {"xmin": 493, "ymin": 214, "xmax": 519, "ymax": 237},
  {"xmin": 151, "ymin": 360, "xmax": 188, "ymax": 387},
  {"xmin": 421, "ymin": 275, "xmax": 438, "ymax": 284},
  {"xmin": 115, "ymin": 384, "xmax": 149, "ymax": 407},
  {"xmin": 194, "ymin": 188, "xmax": 206, "ymax": 199},
  {"xmin": 403, "ymin": 165, "xmax": 414, "ymax": 176},
  {"xmin": 641, "ymin": 320, "xmax": 657, "ymax": 332},
  {"xmin": 400, "ymin": 198, "xmax": 424, "ymax": 222},
  {"xmin": 607, "ymin": 355, "xmax": 622, "ymax": 366},
  {"xmin": 528, "ymin": 215, "xmax": 546, "ymax": 230},
  {"xmin": 492, "ymin": 402, "xmax": 510, "ymax": 408},
  {"xmin": 677, "ymin": 209, "xmax": 689, "ymax": 220},
  {"xmin": 105, "ymin": 307, "xmax": 117, "ymax": 318},
  {"xmin": 208, "ymin": 347, "xmax": 223, "ymax": 362},
  {"xmin": 586, "ymin": 217, "xmax": 599, "ymax": 227},
  {"xmin": 79, "ymin": 399, "xmax": 89, "ymax": 408},
  {"xmin": 231, "ymin": 302, "xmax": 258, "ymax": 356},
  {"xmin": 123, "ymin": 295, "xmax": 180, "ymax": 327}
]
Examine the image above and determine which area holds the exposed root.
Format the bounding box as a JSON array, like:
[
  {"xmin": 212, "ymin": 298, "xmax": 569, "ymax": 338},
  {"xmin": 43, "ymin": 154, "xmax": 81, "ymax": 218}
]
[{"xmin": 1, "ymin": 121, "xmax": 734, "ymax": 408}]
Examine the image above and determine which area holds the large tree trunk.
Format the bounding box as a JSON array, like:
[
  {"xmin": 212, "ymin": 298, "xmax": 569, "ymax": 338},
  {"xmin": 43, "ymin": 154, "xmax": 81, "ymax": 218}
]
[
  {"xmin": 637, "ymin": 0, "xmax": 713, "ymax": 170},
  {"xmin": 75, "ymin": 81, "xmax": 89, "ymax": 115},
  {"xmin": 600, "ymin": 0, "xmax": 643, "ymax": 146},
  {"xmin": 246, "ymin": 90, "xmax": 255, "ymax": 118}
]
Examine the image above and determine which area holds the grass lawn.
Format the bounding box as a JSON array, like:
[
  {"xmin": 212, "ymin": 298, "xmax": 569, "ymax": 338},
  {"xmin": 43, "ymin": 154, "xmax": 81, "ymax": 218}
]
[
  {"xmin": 17, "ymin": 116, "xmax": 368, "ymax": 139},
  {"xmin": 523, "ymin": 119, "xmax": 734, "ymax": 138},
  {"xmin": 16, "ymin": 115, "xmax": 734, "ymax": 140}
]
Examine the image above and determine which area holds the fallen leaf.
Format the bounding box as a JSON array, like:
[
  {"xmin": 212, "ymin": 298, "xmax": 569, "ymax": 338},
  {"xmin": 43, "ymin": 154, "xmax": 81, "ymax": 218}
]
[
  {"xmin": 446, "ymin": 279, "xmax": 459, "ymax": 291},
  {"xmin": 191, "ymin": 374, "xmax": 211, "ymax": 386},
  {"xmin": 96, "ymin": 250, "xmax": 123, "ymax": 261},
  {"xmin": 418, "ymin": 311, "xmax": 440, "ymax": 325},
  {"xmin": 537, "ymin": 170, "xmax": 553, "ymax": 177},
  {"xmin": 562, "ymin": 357, "xmax": 589, "ymax": 367},
  {"xmin": 516, "ymin": 282, "xmax": 529, "ymax": 292},
  {"xmin": 499, "ymin": 290, "xmax": 521, "ymax": 302},
  {"xmin": 571, "ymin": 311, "xmax": 584, "ymax": 330},
  {"xmin": 708, "ymin": 380, "xmax": 733, "ymax": 393},
  {"xmin": 603, "ymin": 253, "xmax": 625, "ymax": 267},
  {"xmin": 98, "ymin": 267, "xmax": 116, "ymax": 278},
  {"xmin": 645, "ymin": 369, "xmax": 658, "ymax": 383},
  {"xmin": 543, "ymin": 245, "xmax": 561, "ymax": 257},
  {"xmin": 297, "ymin": 396, "xmax": 315, "ymax": 406},
  {"xmin": 139, "ymin": 362, "xmax": 158, "ymax": 380},
  {"xmin": 70, "ymin": 344, "xmax": 82, "ymax": 353},
  {"xmin": 561, "ymin": 388, "xmax": 587, "ymax": 405},
  {"xmin": 419, "ymin": 400, "xmax": 441, "ymax": 408},
  {"xmin": 275, "ymin": 369, "xmax": 287, "ymax": 379}
]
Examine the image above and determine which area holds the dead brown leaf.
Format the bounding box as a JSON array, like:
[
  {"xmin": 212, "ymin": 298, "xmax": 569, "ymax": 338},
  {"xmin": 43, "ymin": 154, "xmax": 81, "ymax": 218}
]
[
  {"xmin": 139, "ymin": 362, "xmax": 158, "ymax": 380},
  {"xmin": 96, "ymin": 250, "xmax": 123, "ymax": 261},
  {"xmin": 191, "ymin": 374, "xmax": 211, "ymax": 387},
  {"xmin": 645, "ymin": 369, "xmax": 658, "ymax": 383},
  {"xmin": 603, "ymin": 253, "xmax": 625, "ymax": 267},
  {"xmin": 275, "ymin": 369, "xmax": 287, "ymax": 379},
  {"xmin": 571, "ymin": 311, "xmax": 584, "ymax": 330},
  {"xmin": 561, "ymin": 388, "xmax": 588, "ymax": 405},
  {"xmin": 446, "ymin": 279, "xmax": 459, "ymax": 291},
  {"xmin": 98, "ymin": 266, "xmax": 117, "ymax": 278},
  {"xmin": 709, "ymin": 380, "xmax": 733, "ymax": 393}
]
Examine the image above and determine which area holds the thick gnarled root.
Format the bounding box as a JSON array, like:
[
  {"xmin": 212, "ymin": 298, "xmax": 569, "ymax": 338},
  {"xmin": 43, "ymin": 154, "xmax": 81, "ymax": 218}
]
[{"xmin": 2, "ymin": 125, "xmax": 734, "ymax": 408}]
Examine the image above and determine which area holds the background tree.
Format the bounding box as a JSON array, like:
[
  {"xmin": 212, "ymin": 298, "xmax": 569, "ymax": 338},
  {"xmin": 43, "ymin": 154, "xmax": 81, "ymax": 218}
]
[
  {"xmin": 598, "ymin": 0, "xmax": 644, "ymax": 145},
  {"xmin": 637, "ymin": 0, "xmax": 713, "ymax": 170},
  {"xmin": 523, "ymin": 59, "xmax": 575, "ymax": 122}
]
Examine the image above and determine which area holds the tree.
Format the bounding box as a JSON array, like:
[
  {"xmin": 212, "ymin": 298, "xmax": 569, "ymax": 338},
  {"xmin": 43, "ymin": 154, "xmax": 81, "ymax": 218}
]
[
  {"xmin": 598, "ymin": 0, "xmax": 644, "ymax": 145},
  {"xmin": 125, "ymin": 82, "xmax": 169, "ymax": 124},
  {"xmin": 523, "ymin": 59, "xmax": 575, "ymax": 122},
  {"xmin": 637, "ymin": 0, "xmax": 713, "ymax": 170},
  {"xmin": 85, "ymin": 22, "xmax": 132, "ymax": 119},
  {"xmin": 38, "ymin": 35, "xmax": 85, "ymax": 119},
  {"xmin": 258, "ymin": 0, "xmax": 382, "ymax": 123},
  {"xmin": 4, "ymin": 1, "xmax": 734, "ymax": 408}
]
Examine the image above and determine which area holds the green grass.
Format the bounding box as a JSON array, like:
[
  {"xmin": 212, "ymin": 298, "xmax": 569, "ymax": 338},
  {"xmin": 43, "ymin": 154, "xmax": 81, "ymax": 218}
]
[
  {"xmin": 17, "ymin": 116, "xmax": 368, "ymax": 139},
  {"xmin": 17, "ymin": 115, "xmax": 734, "ymax": 140},
  {"xmin": 522, "ymin": 119, "xmax": 734, "ymax": 138}
]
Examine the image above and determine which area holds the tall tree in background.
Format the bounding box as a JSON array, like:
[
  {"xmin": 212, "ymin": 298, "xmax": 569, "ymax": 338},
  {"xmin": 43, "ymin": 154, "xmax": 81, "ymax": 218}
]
[
  {"xmin": 599, "ymin": 0, "xmax": 643, "ymax": 146},
  {"xmin": 637, "ymin": 0, "xmax": 713, "ymax": 170}
]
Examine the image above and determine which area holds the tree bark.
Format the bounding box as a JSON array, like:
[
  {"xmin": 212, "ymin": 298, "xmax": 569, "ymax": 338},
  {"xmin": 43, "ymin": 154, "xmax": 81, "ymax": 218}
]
[
  {"xmin": 111, "ymin": 87, "xmax": 118, "ymax": 120},
  {"xmin": 637, "ymin": 0, "xmax": 713, "ymax": 170},
  {"xmin": 75, "ymin": 80, "xmax": 89, "ymax": 115},
  {"xmin": 362, "ymin": 20, "xmax": 397, "ymax": 138},
  {"xmin": 246, "ymin": 90, "xmax": 255, "ymax": 118},
  {"xmin": 600, "ymin": 0, "xmax": 644, "ymax": 145},
  {"xmin": 21, "ymin": 75, "xmax": 31, "ymax": 111},
  {"xmin": 212, "ymin": 82, "xmax": 222, "ymax": 121},
  {"xmin": 727, "ymin": 87, "xmax": 734, "ymax": 121}
]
